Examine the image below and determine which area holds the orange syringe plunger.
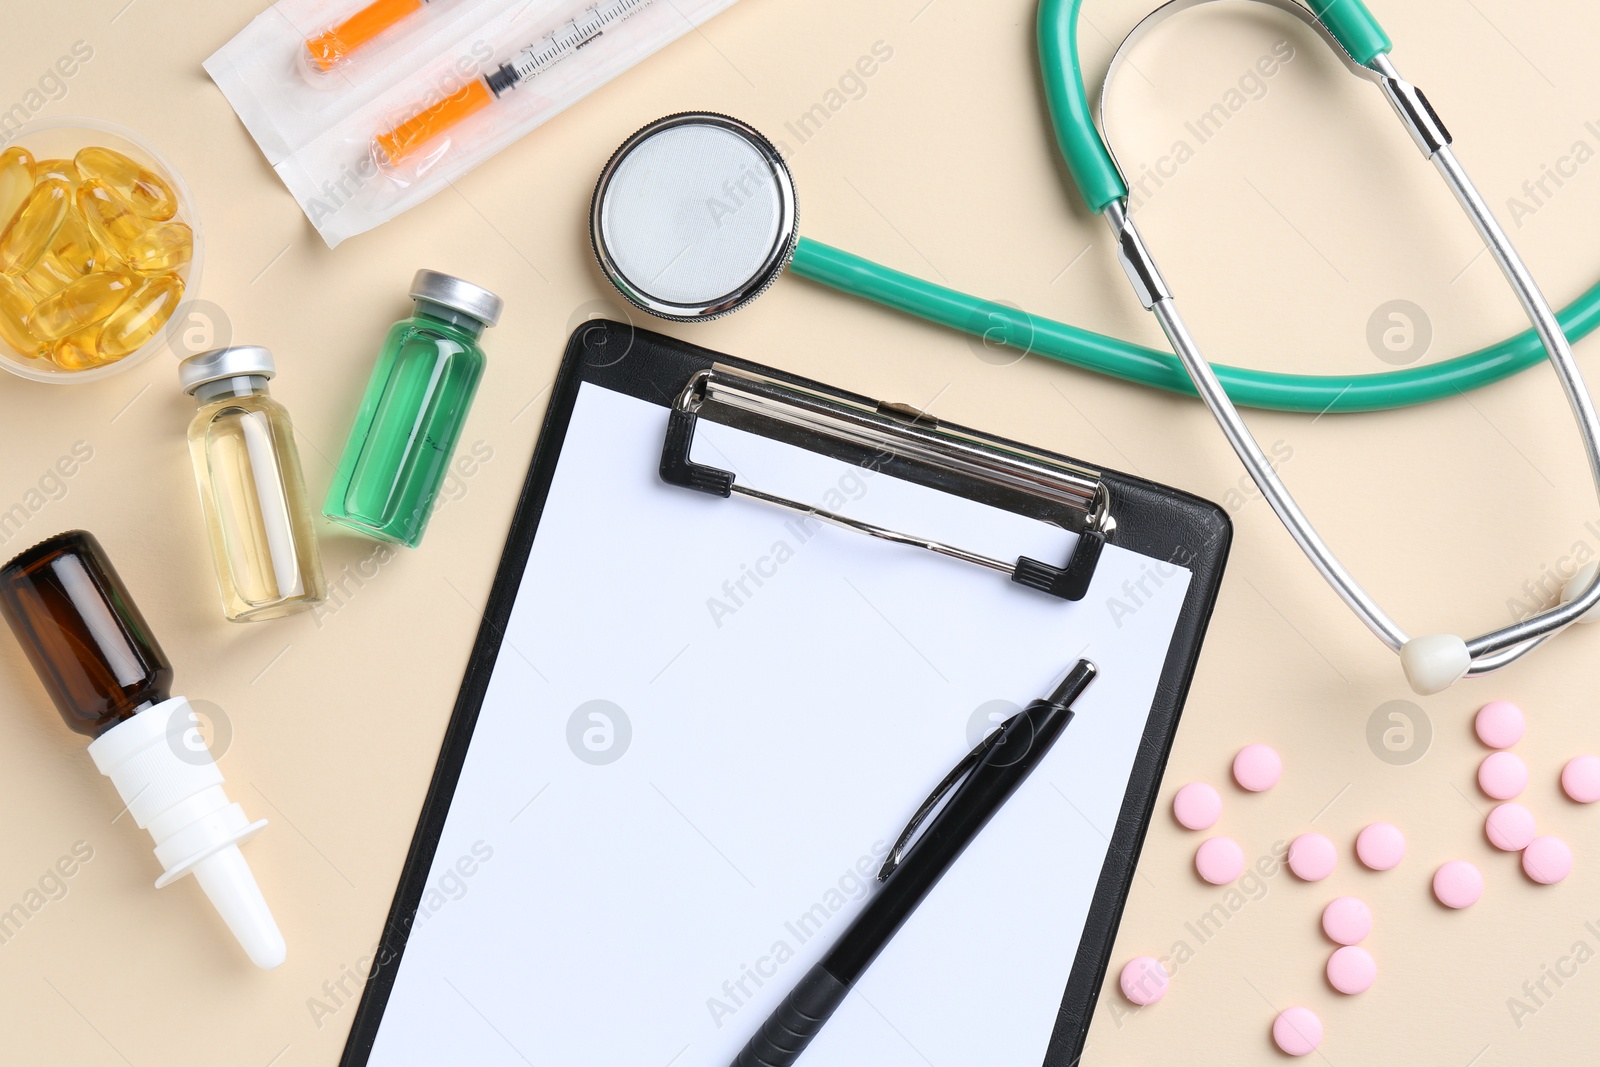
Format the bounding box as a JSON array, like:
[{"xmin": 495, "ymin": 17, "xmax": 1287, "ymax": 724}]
[
  {"xmin": 375, "ymin": 80, "xmax": 494, "ymax": 167},
  {"xmin": 306, "ymin": 0, "xmax": 425, "ymax": 73}
]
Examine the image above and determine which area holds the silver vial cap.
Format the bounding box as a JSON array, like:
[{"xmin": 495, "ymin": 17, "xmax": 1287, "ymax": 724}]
[
  {"xmin": 410, "ymin": 270, "xmax": 504, "ymax": 327},
  {"xmin": 179, "ymin": 346, "xmax": 276, "ymax": 395}
]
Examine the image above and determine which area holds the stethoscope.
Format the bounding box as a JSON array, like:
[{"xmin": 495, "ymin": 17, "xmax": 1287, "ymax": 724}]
[{"xmin": 587, "ymin": 0, "xmax": 1600, "ymax": 694}]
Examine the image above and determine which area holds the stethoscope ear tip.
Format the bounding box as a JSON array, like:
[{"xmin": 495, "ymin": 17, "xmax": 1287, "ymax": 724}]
[
  {"xmin": 1398, "ymin": 563, "xmax": 1600, "ymax": 694},
  {"xmin": 1400, "ymin": 634, "xmax": 1470, "ymax": 696}
]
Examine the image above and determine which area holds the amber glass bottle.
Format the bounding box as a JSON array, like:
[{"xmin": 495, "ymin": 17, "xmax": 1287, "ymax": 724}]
[
  {"xmin": 0, "ymin": 529, "xmax": 285, "ymax": 968},
  {"xmin": 0, "ymin": 529, "xmax": 171, "ymax": 736}
]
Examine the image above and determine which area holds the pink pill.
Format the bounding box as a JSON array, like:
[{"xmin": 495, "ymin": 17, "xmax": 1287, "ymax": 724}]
[
  {"xmin": 1173, "ymin": 782, "xmax": 1222, "ymax": 830},
  {"xmin": 1485, "ymin": 802, "xmax": 1537, "ymax": 852},
  {"xmin": 1233, "ymin": 744, "xmax": 1282, "ymax": 792},
  {"xmin": 1195, "ymin": 836, "xmax": 1245, "ymax": 884},
  {"xmin": 1272, "ymin": 1006, "xmax": 1323, "ymax": 1057},
  {"xmin": 1523, "ymin": 836, "xmax": 1573, "ymax": 885},
  {"xmin": 1326, "ymin": 945, "xmax": 1377, "ymax": 995},
  {"xmin": 1355, "ymin": 822, "xmax": 1406, "ymax": 871},
  {"xmin": 1118, "ymin": 956, "xmax": 1169, "ymax": 1005},
  {"xmin": 1288, "ymin": 833, "xmax": 1337, "ymax": 881},
  {"xmin": 1478, "ymin": 751, "xmax": 1529, "ymax": 800},
  {"xmin": 1321, "ymin": 896, "xmax": 1372, "ymax": 945},
  {"xmin": 1474, "ymin": 700, "xmax": 1526, "ymax": 749},
  {"xmin": 1562, "ymin": 754, "xmax": 1600, "ymax": 803},
  {"xmin": 1433, "ymin": 860, "xmax": 1484, "ymax": 909}
]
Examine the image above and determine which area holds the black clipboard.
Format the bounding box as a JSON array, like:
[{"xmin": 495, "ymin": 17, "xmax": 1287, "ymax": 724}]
[{"xmin": 339, "ymin": 321, "xmax": 1231, "ymax": 1066}]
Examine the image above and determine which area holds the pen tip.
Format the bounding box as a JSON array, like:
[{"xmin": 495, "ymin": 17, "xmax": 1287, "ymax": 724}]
[{"xmin": 1049, "ymin": 659, "xmax": 1097, "ymax": 705}]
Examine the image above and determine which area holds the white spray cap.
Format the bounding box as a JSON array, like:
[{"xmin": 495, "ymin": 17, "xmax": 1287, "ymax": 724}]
[{"xmin": 87, "ymin": 697, "xmax": 285, "ymax": 969}]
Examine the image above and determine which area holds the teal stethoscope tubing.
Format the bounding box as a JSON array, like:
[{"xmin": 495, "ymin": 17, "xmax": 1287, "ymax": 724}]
[
  {"xmin": 783, "ymin": 0, "xmax": 1600, "ymax": 414},
  {"xmin": 790, "ymin": 238, "xmax": 1600, "ymax": 415}
]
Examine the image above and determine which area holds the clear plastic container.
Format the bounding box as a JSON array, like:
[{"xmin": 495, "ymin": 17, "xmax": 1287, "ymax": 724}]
[{"xmin": 0, "ymin": 118, "xmax": 204, "ymax": 385}]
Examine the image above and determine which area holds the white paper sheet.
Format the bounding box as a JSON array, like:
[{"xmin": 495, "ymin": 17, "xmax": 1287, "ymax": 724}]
[{"xmin": 364, "ymin": 382, "xmax": 1192, "ymax": 1067}]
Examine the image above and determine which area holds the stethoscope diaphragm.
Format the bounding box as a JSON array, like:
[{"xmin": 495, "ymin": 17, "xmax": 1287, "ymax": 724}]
[{"xmin": 590, "ymin": 112, "xmax": 798, "ymax": 322}]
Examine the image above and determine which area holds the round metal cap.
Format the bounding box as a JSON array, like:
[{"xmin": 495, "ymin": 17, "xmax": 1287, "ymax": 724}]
[
  {"xmin": 410, "ymin": 270, "xmax": 504, "ymax": 327},
  {"xmin": 590, "ymin": 113, "xmax": 799, "ymax": 322},
  {"xmin": 179, "ymin": 346, "xmax": 276, "ymax": 395}
]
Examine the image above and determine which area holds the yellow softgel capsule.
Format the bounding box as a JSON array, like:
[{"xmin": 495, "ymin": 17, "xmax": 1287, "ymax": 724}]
[
  {"xmin": 50, "ymin": 325, "xmax": 106, "ymax": 371},
  {"xmin": 75, "ymin": 178, "xmax": 147, "ymax": 259},
  {"xmin": 0, "ymin": 178, "xmax": 71, "ymax": 275},
  {"xmin": 22, "ymin": 253, "xmax": 75, "ymax": 299},
  {"xmin": 98, "ymin": 272, "xmax": 183, "ymax": 360},
  {"xmin": 33, "ymin": 158, "xmax": 79, "ymax": 188},
  {"xmin": 0, "ymin": 274, "xmax": 44, "ymax": 358},
  {"xmin": 124, "ymin": 221, "xmax": 192, "ymax": 275},
  {"xmin": 74, "ymin": 146, "xmax": 176, "ymax": 221},
  {"xmin": 0, "ymin": 147, "xmax": 34, "ymax": 230},
  {"xmin": 26, "ymin": 269, "xmax": 135, "ymax": 342},
  {"xmin": 51, "ymin": 213, "xmax": 116, "ymax": 276}
]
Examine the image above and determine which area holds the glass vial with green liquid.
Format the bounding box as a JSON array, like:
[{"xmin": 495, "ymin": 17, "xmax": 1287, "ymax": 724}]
[
  {"xmin": 323, "ymin": 270, "xmax": 503, "ymax": 547},
  {"xmin": 181, "ymin": 346, "xmax": 327, "ymax": 622}
]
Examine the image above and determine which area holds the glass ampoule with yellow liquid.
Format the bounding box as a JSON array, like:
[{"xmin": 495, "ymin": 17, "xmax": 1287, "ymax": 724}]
[{"xmin": 180, "ymin": 346, "xmax": 326, "ymax": 621}]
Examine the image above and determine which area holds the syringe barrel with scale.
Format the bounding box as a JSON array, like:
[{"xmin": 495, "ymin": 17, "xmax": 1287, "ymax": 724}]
[{"xmin": 376, "ymin": 0, "xmax": 655, "ymax": 166}]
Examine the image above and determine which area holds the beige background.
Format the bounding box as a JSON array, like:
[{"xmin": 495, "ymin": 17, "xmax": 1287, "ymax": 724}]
[{"xmin": 3, "ymin": 0, "xmax": 1599, "ymax": 1063}]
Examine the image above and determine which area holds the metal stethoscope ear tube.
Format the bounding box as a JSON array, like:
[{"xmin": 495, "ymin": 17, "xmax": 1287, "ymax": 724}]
[
  {"xmin": 1054, "ymin": 0, "xmax": 1600, "ymax": 693},
  {"xmin": 589, "ymin": 2, "xmax": 1600, "ymax": 694}
]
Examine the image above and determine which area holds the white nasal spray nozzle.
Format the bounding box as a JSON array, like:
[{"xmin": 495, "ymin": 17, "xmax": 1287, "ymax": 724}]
[{"xmin": 88, "ymin": 697, "xmax": 285, "ymax": 969}]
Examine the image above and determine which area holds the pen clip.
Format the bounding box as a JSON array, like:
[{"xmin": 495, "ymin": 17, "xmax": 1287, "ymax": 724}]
[{"xmin": 876, "ymin": 718, "xmax": 1016, "ymax": 883}]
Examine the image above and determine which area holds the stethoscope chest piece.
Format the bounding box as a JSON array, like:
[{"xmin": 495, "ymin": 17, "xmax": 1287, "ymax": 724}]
[{"xmin": 590, "ymin": 112, "xmax": 799, "ymax": 322}]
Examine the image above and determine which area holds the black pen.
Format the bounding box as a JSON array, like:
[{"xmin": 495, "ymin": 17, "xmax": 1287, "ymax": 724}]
[{"xmin": 730, "ymin": 660, "xmax": 1099, "ymax": 1067}]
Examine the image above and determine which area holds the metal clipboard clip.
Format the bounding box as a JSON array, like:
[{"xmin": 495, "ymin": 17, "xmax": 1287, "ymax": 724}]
[{"xmin": 659, "ymin": 365, "xmax": 1115, "ymax": 602}]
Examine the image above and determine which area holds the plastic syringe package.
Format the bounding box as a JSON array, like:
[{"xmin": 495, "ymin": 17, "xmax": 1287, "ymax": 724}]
[{"xmin": 205, "ymin": 0, "xmax": 742, "ymax": 247}]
